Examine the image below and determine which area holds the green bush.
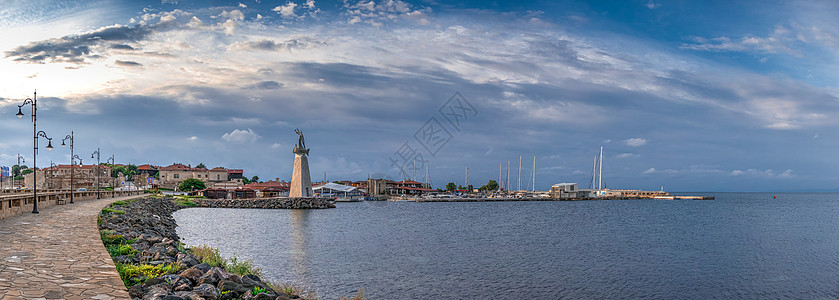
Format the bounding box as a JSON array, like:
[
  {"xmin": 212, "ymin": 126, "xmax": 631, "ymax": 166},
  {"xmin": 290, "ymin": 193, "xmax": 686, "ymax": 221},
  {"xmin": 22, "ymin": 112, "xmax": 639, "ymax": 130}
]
[
  {"xmin": 101, "ymin": 207, "xmax": 125, "ymax": 215},
  {"xmin": 108, "ymin": 244, "xmax": 137, "ymax": 257},
  {"xmin": 115, "ymin": 263, "xmax": 178, "ymax": 287}
]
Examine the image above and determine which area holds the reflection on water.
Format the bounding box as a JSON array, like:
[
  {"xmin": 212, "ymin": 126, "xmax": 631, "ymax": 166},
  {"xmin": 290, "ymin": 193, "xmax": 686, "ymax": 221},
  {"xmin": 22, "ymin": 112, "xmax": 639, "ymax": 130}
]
[
  {"xmin": 289, "ymin": 209, "xmax": 308, "ymax": 279},
  {"xmin": 174, "ymin": 193, "xmax": 839, "ymax": 299}
]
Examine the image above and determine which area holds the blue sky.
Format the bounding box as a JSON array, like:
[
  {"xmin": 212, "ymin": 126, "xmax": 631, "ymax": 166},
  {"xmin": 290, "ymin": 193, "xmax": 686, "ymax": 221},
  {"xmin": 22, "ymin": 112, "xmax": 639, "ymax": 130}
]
[{"xmin": 2, "ymin": 0, "xmax": 839, "ymax": 192}]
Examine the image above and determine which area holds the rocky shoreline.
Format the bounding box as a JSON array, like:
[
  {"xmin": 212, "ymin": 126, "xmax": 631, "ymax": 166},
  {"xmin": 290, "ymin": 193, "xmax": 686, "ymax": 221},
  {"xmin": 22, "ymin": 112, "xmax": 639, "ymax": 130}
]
[
  {"xmin": 192, "ymin": 198, "xmax": 335, "ymax": 209},
  {"xmin": 98, "ymin": 196, "xmax": 333, "ymax": 300}
]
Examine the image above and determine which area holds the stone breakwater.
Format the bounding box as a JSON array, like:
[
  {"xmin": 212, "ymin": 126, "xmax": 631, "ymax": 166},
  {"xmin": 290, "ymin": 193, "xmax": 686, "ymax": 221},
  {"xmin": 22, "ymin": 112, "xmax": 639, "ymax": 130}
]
[
  {"xmin": 98, "ymin": 196, "xmax": 333, "ymax": 300},
  {"xmin": 193, "ymin": 197, "xmax": 335, "ymax": 209}
]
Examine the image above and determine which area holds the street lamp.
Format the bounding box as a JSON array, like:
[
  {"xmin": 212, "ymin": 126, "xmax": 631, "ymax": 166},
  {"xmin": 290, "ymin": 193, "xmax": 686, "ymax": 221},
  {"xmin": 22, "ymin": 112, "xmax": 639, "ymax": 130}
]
[
  {"xmin": 91, "ymin": 147, "xmax": 101, "ymax": 199},
  {"xmin": 61, "ymin": 131, "xmax": 76, "ymax": 203},
  {"xmin": 16, "ymin": 91, "xmax": 53, "ymax": 214},
  {"xmin": 106, "ymin": 155, "xmax": 115, "ymax": 198}
]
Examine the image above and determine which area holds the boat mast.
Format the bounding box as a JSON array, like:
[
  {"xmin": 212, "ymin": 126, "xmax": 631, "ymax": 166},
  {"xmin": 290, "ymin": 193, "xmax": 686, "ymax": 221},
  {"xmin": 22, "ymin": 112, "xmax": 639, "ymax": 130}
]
[
  {"xmin": 598, "ymin": 146, "xmax": 603, "ymax": 190},
  {"xmin": 517, "ymin": 155, "xmax": 522, "ymax": 191},
  {"xmin": 532, "ymin": 156, "xmax": 536, "ymax": 192},
  {"xmin": 498, "ymin": 162, "xmax": 502, "ymax": 191},
  {"xmin": 591, "ymin": 155, "xmax": 597, "ymax": 189},
  {"xmin": 506, "ymin": 161, "xmax": 510, "ymax": 192}
]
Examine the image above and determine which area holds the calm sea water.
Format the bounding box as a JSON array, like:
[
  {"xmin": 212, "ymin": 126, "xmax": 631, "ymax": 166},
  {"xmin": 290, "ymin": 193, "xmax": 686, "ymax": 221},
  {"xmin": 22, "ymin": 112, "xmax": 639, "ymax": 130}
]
[{"xmin": 173, "ymin": 193, "xmax": 839, "ymax": 299}]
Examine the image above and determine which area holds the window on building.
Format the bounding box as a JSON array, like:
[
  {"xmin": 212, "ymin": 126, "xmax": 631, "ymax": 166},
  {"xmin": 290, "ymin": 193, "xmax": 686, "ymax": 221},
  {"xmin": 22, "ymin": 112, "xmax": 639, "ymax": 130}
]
[{"xmin": 174, "ymin": 174, "xmax": 179, "ymax": 179}]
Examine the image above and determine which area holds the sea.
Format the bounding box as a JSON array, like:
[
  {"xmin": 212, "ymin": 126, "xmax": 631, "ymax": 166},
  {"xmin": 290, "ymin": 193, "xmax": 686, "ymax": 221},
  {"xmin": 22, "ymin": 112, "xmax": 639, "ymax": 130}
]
[{"xmin": 173, "ymin": 193, "xmax": 839, "ymax": 299}]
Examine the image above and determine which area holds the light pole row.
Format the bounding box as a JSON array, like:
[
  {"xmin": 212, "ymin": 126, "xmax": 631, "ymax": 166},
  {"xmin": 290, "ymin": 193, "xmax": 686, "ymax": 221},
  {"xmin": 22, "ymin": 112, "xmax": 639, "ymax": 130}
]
[
  {"xmin": 16, "ymin": 91, "xmax": 54, "ymax": 213},
  {"xmin": 14, "ymin": 91, "xmax": 123, "ymax": 212}
]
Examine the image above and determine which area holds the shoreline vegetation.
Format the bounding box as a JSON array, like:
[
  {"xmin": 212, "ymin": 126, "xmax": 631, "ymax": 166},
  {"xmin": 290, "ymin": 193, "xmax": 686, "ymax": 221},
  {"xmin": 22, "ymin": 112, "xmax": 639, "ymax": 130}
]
[{"xmin": 97, "ymin": 195, "xmax": 359, "ymax": 300}]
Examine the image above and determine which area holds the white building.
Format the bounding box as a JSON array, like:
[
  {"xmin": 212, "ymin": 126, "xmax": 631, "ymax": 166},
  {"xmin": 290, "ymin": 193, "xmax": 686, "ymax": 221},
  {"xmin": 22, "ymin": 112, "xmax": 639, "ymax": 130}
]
[
  {"xmin": 313, "ymin": 182, "xmax": 364, "ymax": 201},
  {"xmin": 550, "ymin": 183, "xmax": 579, "ymax": 199}
]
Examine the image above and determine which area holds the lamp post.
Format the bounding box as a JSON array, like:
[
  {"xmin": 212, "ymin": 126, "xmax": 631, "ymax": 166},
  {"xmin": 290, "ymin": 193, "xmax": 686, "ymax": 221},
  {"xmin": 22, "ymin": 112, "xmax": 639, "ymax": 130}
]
[
  {"xmin": 16, "ymin": 91, "xmax": 54, "ymax": 214},
  {"xmin": 91, "ymin": 148, "xmax": 101, "ymax": 199},
  {"xmin": 72, "ymin": 155, "xmax": 82, "ymax": 202},
  {"xmin": 15, "ymin": 154, "xmax": 24, "ymax": 189},
  {"xmin": 106, "ymin": 155, "xmax": 114, "ymax": 198},
  {"xmin": 61, "ymin": 131, "xmax": 76, "ymax": 203}
]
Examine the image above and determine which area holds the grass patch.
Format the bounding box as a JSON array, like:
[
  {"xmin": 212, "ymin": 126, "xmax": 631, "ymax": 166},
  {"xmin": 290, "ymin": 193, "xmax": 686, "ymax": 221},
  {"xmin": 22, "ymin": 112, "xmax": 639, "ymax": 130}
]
[
  {"xmin": 190, "ymin": 245, "xmax": 226, "ymax": 267},
  {"xmin": 273, "ymin": 282, "xmax": 319, "ymax": 300},
  {"xmin": 226, "ymin": 256, "xmax": 262, "ymax": 277},
  {"xmin": 100, "ymin": 230, "xmax": 131, "ymax": 245},
  {"xmin": 340, "ymin": 288, "xmax": 365, "ymax": 300},
  {"xmin": 101, "ymin": 207, "xmax": 125, "ymax": 215},
  {"xmin": 107, "ymin": 244, "xmax": 137, "ymax": 257},
  {"xmin": 115, "ymin": 263, "xmax": 179, "ymax": 287},
  {"xmin": 112, "ymin": 200, "xmax": 127, "ymax": 206},
  {"xmin": 174, "ymin": 198, "xmax": 198, "ymax": 207}
]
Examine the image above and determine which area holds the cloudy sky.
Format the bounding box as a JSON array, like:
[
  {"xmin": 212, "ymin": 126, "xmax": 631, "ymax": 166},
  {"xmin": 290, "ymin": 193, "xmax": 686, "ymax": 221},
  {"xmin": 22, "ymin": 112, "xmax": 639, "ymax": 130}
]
[{"xmin": 2, "ymin": 0, "xmax": 838, "ymax": 192}]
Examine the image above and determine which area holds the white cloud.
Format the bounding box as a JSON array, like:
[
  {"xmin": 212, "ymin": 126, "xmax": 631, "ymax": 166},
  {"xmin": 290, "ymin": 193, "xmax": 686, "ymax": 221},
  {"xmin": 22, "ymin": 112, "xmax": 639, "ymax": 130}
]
[
  {"xmin": 273, "ymin": 2, "xmax": 298, "ymax": 18},
  {"xmin": 729, "ymin": 169, "xmax": 794, "ymax": 178},
  {"xmin": 646, "ymin": 1, "xmax": 661, "ymax": 9},
  {"xmin": 343, "ymin": 0, "xmax": 431, "ymax": 26},
  {"xmin": 615, "ymin": 153, "xmax": 639, "ymax": 158},
  {"xmin": 186, "ymin": 136, "xmax": 199, "ymax": 141},
  {"xmin": 625, "ymin": 138, "xmax": 647, "ymax": 147},
  {"xmin": 238, "ymin": 3, "xmax": 247, "ymax": 8},
  {"xmin": 642, "ymin": 167, "xmax": 656, "ymax": 174},
  {"xmin": 271, "ymin": 143, "xmax": 283, "ymax": 149},
  {"xmin": 221, "ymin": 128, "xmax": 261, "ymax": 143}
]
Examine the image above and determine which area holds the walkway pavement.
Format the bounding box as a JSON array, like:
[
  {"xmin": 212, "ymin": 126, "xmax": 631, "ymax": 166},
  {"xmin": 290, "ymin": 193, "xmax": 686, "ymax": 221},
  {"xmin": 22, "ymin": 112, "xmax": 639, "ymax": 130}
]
[{"xmin": 0, "ymin": 194, "xmax": 145, "ymax": 299}]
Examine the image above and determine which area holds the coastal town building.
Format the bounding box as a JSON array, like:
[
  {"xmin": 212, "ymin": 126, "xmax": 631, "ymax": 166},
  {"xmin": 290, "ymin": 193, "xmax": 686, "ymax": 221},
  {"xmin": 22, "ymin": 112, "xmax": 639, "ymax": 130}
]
[
  {"xmin": 313, "ymin": 182, "xmax": 364, "ymax": 200},
  {"xmin": 157, "ymin": 163, "xmax": 240, "ymax": 189},
  {"xmin": 24, "ymin": 164, "xmax": 112, "ymax": 190},
  {"xmin": 550, "ymin": 183, "xmax": 579, "ymax": 199}
]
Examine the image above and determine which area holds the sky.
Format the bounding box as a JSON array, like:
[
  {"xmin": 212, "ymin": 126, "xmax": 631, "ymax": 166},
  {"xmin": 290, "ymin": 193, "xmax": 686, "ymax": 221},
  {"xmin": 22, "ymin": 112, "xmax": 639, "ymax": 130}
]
[{"xmin": 1, "ymin": 0, "xmax": 839, "ymax": 192}]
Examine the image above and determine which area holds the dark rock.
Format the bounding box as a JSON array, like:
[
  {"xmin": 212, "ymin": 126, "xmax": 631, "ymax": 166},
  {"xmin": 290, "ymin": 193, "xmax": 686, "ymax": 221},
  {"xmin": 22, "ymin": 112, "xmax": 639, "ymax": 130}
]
[
  {"xmin": 218, "ymin": 280, "xmax": 249, "ymax": 298},
  {"xmin": 179, "ymin": 267, "xmax": 205, "ymax": 283},
  {"xmin": 197, "ymin": 267, "xmax": 225, "ymax": 286},
  {"xmin": 177, "ymin": 253, "xmax": 199, "ymax": 269},
  {"xmin": 144, "ymin": 277, "xmax": 166, "ymax": 287},
  {"xmin": 163, "ymin": 296, "xmax": 185, "ymax": 300},
  {"xmin": 194, "ymin": 263, "xmax": 212, "ymax": 273},
  {"xmin": 114, "ymin": 255, "xmax": 134, "ymax": 264},
  {"xmin": 143, "ymin": 283, "xmax": 172, "ymax": 300},
  {"xmin": 128, "ymin": 284, "xmax": 146, "ymax": 299},
  {"xmin": 162, "ymin": 274, "xmax": 180, "ymax": 284},
  {"xmin": 193, "ymin": 283, "xmax": 219, "ymax": 300}
]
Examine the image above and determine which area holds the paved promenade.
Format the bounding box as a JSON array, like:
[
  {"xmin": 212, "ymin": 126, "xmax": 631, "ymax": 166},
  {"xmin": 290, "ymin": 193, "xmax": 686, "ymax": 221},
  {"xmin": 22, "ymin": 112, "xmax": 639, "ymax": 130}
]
[{"xmin": 0, "ymin": 195, "xmax": 144, "ymax": 299}]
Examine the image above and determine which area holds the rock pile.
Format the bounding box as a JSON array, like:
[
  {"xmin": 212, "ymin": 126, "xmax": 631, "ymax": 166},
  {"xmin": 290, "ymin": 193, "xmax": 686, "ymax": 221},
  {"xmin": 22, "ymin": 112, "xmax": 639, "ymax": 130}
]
[
  {"xmin": 99, "ymin": 197, "xmax": 305, "ymax": 300},
  {"xmin": 193, "ymin": 198, "xmax": 335, "ymax": 209}
]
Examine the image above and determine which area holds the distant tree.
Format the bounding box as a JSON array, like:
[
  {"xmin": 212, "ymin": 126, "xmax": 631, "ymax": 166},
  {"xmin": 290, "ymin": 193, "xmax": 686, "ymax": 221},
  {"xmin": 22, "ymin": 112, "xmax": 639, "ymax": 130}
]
[
  {"xmin": 111, "ymin": 165, "xmax": 127, "ymax": 178},
  {"xmin": 12, "ymin": 165, "xmax": 23, "ymax": 177},
  {"xmin": 178, "ymin": 178, "xmax": 206, "ymax": 191},
  {"xmin": 478, "ymin": 180, "xmax": 499, "ymax": 191},
  {"xmin": 242, "ymin": 176, "xmax": 251, "ymax": 185},
  {"xmin": 251, "ymin": 176, "xmax": 259, "ymax": 183},
  {"xmin": 467, "ymin": 184, "xmax": 474, "ymax": 191},
  {"xmin": 21, "ymin": 169, "xmax": 33, "ymax": 176},
  {"xmin": 446, "ymin": 182, "xmax": 456, "ymax": 191},
  {"xmin": 196, "ymin": 163, "xmax": 206, "ymax": 169},
  {"xmin": 457, "ymin": 185, "xmax": 463, "ymax": 190},
  {"xmin": 126, "ymin": 164, "xmax": 138, "ymax": 180}
]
